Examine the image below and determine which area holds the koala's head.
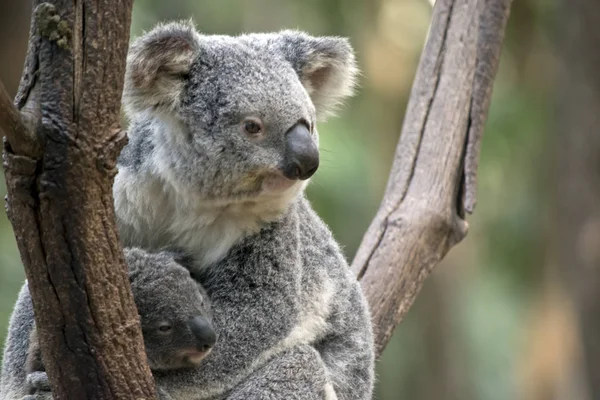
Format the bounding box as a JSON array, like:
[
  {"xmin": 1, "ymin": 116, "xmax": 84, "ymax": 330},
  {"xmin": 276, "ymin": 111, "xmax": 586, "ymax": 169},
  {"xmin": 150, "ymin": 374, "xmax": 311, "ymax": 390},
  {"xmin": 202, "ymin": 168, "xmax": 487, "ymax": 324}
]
[
  {"xmin": 122, "ymin": 21, "xmax": 357, "ymax": 210},
  {"xmin": 124, "ymin": 248, "xmax": 216, "ymax": 370}
]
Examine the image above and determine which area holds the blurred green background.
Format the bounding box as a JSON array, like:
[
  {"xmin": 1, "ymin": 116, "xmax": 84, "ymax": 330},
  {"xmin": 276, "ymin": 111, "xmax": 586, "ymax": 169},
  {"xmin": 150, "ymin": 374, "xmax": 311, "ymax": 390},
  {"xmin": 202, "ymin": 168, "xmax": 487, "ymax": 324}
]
[{"xmin": 1, "ymin": 1, "xmax": 597, "ymax": 399}]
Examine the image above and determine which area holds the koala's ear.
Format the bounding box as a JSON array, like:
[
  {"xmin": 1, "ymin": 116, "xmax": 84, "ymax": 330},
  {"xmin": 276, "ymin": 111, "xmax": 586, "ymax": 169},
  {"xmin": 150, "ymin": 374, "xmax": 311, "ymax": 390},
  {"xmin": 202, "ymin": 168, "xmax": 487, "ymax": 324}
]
[
  {"xmin": 122, "ymin": 247, "xmax": 143, "ymax": 282},
  {"xmin": 276, "ymin": 31, "xmax": 359, "ymax": 120},
  {"xmin": 123, "ymin": 21, "xmax": 200, "ymax": 115},
  {"xmin": 170, "ymin": 250, "xmax": 196, "ymax": 270}
]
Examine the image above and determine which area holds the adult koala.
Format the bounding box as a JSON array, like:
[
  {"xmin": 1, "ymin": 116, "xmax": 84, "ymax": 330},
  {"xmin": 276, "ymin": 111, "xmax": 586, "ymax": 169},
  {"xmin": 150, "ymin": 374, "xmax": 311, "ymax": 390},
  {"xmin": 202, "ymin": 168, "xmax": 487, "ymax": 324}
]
[
  {"xmin": 4, "ymin": 21, "xmax": 374, "ymax": 400},
  {"xmin": 115, "ymin": 21, "xmax": 375, "ymax": 400}
]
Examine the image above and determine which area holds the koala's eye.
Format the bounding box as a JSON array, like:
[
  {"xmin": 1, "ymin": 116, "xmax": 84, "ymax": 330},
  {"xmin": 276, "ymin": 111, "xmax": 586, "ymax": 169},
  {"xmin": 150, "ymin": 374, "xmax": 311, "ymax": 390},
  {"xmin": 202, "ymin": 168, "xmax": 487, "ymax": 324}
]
[
  {"xmin": 157, "ymin": 323, "xmax": 173, "ymax": 334},
  {"xmin": 243, "ymin": 119, "xmax": 263, "ymax": 137}
]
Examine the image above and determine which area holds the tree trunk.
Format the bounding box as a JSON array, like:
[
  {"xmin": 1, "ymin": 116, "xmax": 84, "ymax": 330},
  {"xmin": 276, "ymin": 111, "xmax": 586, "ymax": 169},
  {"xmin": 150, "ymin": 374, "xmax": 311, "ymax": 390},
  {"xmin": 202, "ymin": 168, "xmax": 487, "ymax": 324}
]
[
  {"xmin": 0, "ymin": 1, "xmax": 156, "ymax": 399},
  {"xmin": 557, "ymin": 0, "xmax": 600, "ymax": 396}
]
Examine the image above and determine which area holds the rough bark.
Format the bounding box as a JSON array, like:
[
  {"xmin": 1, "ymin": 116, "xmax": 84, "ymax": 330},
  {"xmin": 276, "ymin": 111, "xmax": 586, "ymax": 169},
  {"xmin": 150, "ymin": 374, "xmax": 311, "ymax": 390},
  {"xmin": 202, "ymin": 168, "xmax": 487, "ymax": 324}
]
[
  {"xmin": 0, "ymin": 1, "xmax": 156, "ymax": 399},
  {"xmin": 352, "ymin": 0, "xmax": 513, "ymax": 356},
  {"xmin": 557, "ymin": 0, "xmax": 600, "ymax": 396}
]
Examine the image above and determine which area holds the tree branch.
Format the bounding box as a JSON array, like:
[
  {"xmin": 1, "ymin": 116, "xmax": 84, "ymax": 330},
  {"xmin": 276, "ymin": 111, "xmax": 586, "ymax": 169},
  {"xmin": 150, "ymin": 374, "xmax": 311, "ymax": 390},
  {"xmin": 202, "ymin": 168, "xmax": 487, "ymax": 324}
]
[
  {"xmin": 352, "ymin": 0, "xmax": 513, "ymax": 356},
  {"xmin": 0, "ymin": 81, "xmax": 40, "ymax": 158},
  {"xmin": 2, "ymin": 1, "xmax": 156, "ymax": 398}
]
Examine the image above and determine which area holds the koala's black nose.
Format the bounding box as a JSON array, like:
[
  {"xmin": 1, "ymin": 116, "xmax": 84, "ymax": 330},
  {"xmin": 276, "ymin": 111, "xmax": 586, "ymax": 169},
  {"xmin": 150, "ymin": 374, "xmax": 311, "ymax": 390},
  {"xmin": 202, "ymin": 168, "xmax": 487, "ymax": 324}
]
[
  {"xmin": 189, "ymin": 316, "xmax": 217, "ymax": 352},
  {"xmin": 283, "ymin": 123, "xmax": 319, "ymax": 180}
]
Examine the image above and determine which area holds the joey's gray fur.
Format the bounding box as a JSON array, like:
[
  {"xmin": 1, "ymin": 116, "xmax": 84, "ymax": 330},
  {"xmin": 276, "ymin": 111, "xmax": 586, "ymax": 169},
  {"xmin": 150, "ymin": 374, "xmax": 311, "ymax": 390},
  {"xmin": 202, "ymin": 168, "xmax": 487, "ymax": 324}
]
[
  {"xmin": 124, "ymin": 248, "xmax": 216, "ymax": 372},
  {"xmin": 1, "ymin": 21, "xmax": 374, "ymax": 400},
  {"xmin": 0, "ymin": 248, "xmax": 215, "ymax": 400}
]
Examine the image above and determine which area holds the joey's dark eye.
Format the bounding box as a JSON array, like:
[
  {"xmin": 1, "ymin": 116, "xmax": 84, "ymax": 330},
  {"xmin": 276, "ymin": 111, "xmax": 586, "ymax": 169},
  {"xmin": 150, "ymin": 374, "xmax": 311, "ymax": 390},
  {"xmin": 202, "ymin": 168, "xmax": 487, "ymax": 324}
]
[
  {"xmin": 243, "ymin": 119, "xmax": 263, "ymax": 136},
  {"xmin": 158, "ymin": 323, "xmax": 173, "ymax": 333}
]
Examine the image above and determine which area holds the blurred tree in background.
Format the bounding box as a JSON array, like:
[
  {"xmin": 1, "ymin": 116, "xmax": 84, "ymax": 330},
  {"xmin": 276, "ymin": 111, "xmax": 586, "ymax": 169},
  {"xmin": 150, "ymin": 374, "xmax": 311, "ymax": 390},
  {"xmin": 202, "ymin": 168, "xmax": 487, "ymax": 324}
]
[{"xmin": 0, "ymin": 0, "xmax": 596, "ymax": 399}]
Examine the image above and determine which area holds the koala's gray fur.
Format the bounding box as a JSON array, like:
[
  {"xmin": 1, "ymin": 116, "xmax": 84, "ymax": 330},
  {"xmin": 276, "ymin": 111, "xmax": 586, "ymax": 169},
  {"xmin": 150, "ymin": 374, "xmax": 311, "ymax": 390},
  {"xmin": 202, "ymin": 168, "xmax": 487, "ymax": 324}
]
[
  {"xmin": 116, "ymin": 21, "xmax": 374, "ymax": 400},
  {"xmin": 1, "ymin": 248, "xmax": 215, "ymax": 399},
  {"xmin": 148, "ymin": 201, "xmax": 375, "ymax": 400},
  {"xmin": 0, "ymin": 284, "xmax": 34, "ymax": 400},
  {"xmin": 225, "ymin": 345, "xmax": 333, "ymax": 400},
  {"xmin": 124, "ymin": 248, "xmax": 216, "ymax": 372},
  {"xmin": 114, "ymin": 21, "xmax": 359, "ymax": 269},
  {"xmin": 1, "ymin": 20, "xmax": 374, "ymax": 400}
]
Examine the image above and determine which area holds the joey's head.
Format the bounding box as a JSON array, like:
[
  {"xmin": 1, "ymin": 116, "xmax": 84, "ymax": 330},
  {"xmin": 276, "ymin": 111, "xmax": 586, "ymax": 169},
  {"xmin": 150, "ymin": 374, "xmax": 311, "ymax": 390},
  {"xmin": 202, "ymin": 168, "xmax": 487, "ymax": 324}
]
[
  {"xmin": 124, "ymin": 248, "xmax": 217, "ymax": 371},
  {"xmin": 121, "ymin": 21, "xmax": 358, "ymax": 211}
]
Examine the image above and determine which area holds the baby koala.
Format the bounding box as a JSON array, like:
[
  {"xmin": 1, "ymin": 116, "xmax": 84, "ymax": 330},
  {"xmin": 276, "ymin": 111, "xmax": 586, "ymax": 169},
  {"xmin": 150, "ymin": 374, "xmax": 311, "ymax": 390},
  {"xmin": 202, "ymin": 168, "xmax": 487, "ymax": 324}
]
[{"xmin": 24, "ymin": 248, "xmax": 216, "ymax": 395}]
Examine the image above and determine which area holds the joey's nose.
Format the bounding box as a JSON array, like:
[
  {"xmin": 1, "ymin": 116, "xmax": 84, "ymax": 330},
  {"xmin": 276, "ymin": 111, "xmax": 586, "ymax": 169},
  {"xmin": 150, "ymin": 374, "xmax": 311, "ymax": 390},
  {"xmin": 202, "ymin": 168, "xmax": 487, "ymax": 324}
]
[
  {"xmin": 283, "ymin": 124, "xmax": 319, "ymax": 180},
  {"xmin": 189, "ymin": 316, "xmax": 217, "ymax": 352}
]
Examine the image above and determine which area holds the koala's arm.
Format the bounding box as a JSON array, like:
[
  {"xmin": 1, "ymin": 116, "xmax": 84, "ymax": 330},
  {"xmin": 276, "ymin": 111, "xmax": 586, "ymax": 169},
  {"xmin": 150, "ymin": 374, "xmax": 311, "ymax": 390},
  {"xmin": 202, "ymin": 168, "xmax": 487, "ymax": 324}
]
[
  {"xmin": 24, "ymin": 326, "xmax": 44, "ymax": 376},
  {"xmin": 223, "ymin": 282, "xmax": 374, "ymax": 400},
  {"xmin": 20, "ymin": 371, "xmax": 174, "ymax": 400},
  {"xmin": 315, "ymin": 279, "xmax": 375, "ymax": 400},
  {"xmin": 225, "ymin": 345, "xmax": 335, "ymax": 400},
  {"xmin": 0, "ymin": 283, "xmax": 36, "ymax": 400},
  {"xmin": 22, "ymin": 326, "xmax": 45, "ymax": 396}
]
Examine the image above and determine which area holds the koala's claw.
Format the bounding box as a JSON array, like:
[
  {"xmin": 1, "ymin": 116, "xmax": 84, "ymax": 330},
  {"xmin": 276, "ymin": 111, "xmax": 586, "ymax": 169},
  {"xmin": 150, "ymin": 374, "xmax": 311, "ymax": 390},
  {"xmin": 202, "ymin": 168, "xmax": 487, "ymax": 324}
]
[{"xmin": 21, "ymin": 392, "xmax": 53, "ymax": 400}]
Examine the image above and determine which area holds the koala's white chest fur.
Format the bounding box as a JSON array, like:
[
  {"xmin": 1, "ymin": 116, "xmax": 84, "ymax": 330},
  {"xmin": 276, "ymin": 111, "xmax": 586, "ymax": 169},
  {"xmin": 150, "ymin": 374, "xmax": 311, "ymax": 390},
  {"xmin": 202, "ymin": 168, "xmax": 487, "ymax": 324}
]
[
  {"xmin": 114, "ymin": 167, "xmax": 299, "ymax": 268},
  {"xmin": 268, "ymin": 275, "xmax": 335, "ymax": 357}
]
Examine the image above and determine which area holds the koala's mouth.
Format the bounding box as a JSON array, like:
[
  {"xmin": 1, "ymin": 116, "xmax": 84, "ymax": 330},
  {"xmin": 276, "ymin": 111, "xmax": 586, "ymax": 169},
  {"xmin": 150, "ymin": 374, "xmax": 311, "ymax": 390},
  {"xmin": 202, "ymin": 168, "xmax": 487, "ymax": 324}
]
[
  {"xmin": 181, "ymin": 348, "xmax": 211, "ymax": 365},
  {"xmin": 261, "ymin": 173, "xmax": 298, "ymax": 193}
]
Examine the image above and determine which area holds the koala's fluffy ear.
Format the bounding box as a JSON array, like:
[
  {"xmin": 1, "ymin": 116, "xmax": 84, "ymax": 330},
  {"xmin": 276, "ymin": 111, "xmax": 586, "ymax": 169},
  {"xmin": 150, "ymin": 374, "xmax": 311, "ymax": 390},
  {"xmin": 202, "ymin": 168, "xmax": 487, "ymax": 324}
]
[
  {"xmin": 277, "ymin": 31, "xmax": 359, "ymax": 120},
  {"xmin": 123, "ymin": 21, "xmax": 200, "ymax": 115}
]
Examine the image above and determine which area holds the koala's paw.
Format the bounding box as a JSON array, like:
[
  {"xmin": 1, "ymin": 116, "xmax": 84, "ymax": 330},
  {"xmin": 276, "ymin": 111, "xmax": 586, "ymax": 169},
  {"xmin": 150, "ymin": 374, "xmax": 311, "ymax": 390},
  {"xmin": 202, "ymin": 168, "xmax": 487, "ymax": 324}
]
[
  {"xmin": 26, "ymin": 371, "xmax": 52, "ymax": 392},
  {"xmin": 25, "ymin": 371, "xmax": 53, "ymax": 399},
  {"xmin": 156, "ymin": 385, "xmax": 175, "ymax": 400},
  {"xmin": 21, "ymin": 392, "xmax": 53, "ymax": 400}
]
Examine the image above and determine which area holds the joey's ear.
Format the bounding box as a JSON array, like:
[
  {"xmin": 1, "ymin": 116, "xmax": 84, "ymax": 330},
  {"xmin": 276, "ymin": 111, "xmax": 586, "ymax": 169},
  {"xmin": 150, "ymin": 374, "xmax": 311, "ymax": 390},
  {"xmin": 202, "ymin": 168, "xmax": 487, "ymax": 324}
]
[
  {"xmin": 277, "ymin": 31, "xmax": 359, "ymax": 120},
  {"xmin": 170, "ymin": 250, "xmax": 196, "ymax": 271},
  {"xmin": 122, "ymin": 247, "xmax": 144, "ymax": 282},
  {"xmin": 123, "ymin": 21, "xmax": 200, "ymax": 115}
]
